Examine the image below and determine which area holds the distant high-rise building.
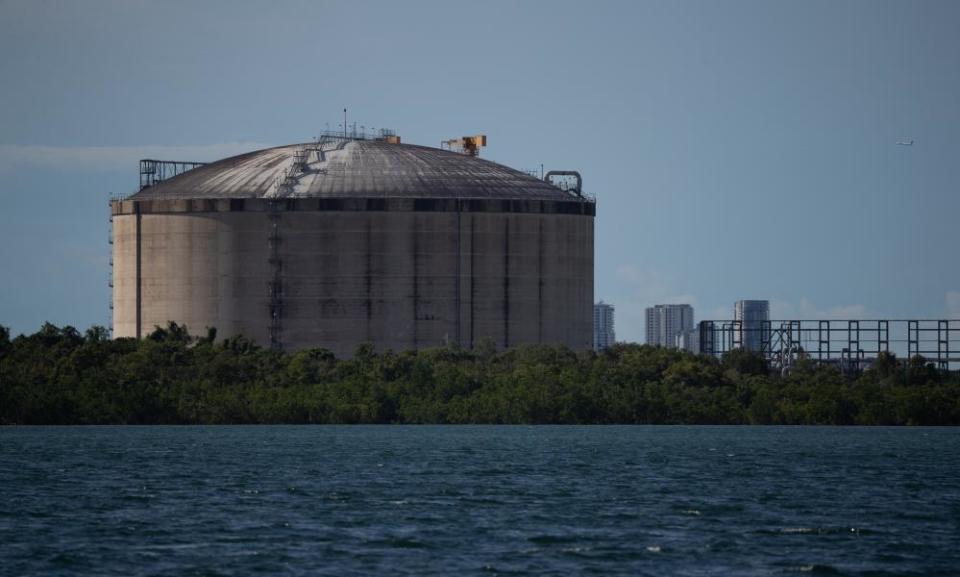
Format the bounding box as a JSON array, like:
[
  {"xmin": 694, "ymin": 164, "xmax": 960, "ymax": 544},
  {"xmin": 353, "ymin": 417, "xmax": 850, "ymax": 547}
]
[
  {"xmin": 734, "ymin": 300, "xmax": 770, "ymax": 351},
  {"xmin": 645, "ymin": 304, "xmax": 694, "ymax": 348},
  {"xmin": 676, "ymin": 328, "xmax": 700, "ymax": 354},
  {"xmin": 594, "ymin": 301, "xmax": 616, "ymax": 351}
]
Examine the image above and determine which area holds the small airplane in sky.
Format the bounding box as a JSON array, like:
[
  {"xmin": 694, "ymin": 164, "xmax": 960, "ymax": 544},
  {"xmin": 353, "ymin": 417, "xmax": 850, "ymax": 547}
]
[{"xmin": 896, "ymin": 139, "xmax": 914, "ymax": 146}]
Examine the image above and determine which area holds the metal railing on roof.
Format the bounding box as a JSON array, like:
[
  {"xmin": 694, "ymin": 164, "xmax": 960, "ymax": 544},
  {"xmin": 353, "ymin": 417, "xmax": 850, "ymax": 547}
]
[
  {"xmin": 315, "ymin": 127, "xmax": 397, "ymax": 141},
  {"xmin": 139, "ymin": 159, "xmax": 207, "ymax": 190}
]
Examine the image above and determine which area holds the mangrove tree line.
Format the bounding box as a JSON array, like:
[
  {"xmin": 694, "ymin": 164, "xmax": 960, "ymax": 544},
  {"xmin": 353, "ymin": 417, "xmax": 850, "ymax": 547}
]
[{"xmin": 1, "ymin": 323, "xmax": 958, "ymax": 425}]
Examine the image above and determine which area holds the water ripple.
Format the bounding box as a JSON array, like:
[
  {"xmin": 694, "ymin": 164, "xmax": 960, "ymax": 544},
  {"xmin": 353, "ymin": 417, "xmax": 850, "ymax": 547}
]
[{"xmin": 1, "ymin": 425, "xmax": 959, "ymax": 576}]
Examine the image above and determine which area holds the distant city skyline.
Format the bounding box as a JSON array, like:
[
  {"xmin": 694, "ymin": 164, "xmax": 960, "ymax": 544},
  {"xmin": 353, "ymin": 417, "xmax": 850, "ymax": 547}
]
[
  {"xmin": 676, "ymin": 328, "xmax": 699, "ymax": 354},
  {"xmin": 645, "ymin": 304, "xmax": 695, "ymax": 349},
  {"xmin": 2, "ymin": 1, "xmax": 960, "ymax": 343},
  {"xmin": 594, "ymin": 302, "xmax": 616, "ymax": 351},
  {"xmin": 734, "ymin": 300, "xmax": 771, "ymax": 352}
]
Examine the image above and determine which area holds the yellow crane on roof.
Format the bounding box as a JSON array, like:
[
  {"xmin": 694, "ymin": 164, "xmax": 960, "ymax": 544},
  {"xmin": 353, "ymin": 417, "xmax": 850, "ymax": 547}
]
[{"xmin": 441, "ymin": 135, "xmax": 487, "ymax": 156}]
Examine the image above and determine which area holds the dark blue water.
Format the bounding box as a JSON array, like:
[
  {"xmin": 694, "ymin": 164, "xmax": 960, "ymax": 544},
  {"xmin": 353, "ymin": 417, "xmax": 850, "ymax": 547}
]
[{"xmin": 2, "ymin": 426, "xmax": 959, "ymax": 576}]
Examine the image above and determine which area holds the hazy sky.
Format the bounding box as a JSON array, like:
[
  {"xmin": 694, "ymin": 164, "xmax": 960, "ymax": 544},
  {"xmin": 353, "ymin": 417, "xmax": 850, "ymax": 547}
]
[{"xmin": 1, "ymin": 0, "xmax": 958, "ymax": 343}]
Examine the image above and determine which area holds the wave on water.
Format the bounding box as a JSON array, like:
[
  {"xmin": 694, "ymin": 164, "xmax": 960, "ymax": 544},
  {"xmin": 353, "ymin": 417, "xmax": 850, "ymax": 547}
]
[{"xmin": 2, "ymin": 426, "xmax": 958, "ymax": 576}]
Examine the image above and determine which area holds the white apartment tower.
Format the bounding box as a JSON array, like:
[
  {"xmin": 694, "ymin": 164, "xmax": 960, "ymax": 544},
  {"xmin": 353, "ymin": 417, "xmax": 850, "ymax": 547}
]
[
  {"xmin": 645, "ymin": 304, "xmax": 695, "ymax": 348},
  {"xmin": 594, "ymin": 301, "xmax": 616, "ymax": 351},
  {"xmin": 676, "ymin": 328, "xmax": 700, "ymax": 354}
]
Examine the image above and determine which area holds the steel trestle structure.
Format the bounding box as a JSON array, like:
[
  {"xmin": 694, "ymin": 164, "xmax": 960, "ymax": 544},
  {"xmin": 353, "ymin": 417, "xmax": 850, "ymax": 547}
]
[{"xmin": 699, "ymin": 319, "xmax": 959, "ymax": 372}]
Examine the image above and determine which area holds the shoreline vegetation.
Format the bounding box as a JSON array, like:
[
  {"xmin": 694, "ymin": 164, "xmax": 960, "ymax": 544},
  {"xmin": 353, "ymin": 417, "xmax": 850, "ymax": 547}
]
[{"xmin": 1, "ymin": 323, "xmax": 958, "ymax": 426}]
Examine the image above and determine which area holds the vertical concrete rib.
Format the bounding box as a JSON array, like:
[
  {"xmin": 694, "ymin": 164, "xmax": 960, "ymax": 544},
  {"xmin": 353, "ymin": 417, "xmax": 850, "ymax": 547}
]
[
  {"xmin": 135, "ymin": 202, "xmax": 142, "ymax": 339},
  {"xmin": 365, "ymin": 218, "xmax": 372, "ymax": 343},
  {"xmin": 538, "ymin": 217, "xmax": 543, "ymax": 343},
  {"xmin": 503, "ymin": 217, "xmax": 510, "ymax": 349},
  {"xmin": 412, "ymin": 215, "xmax": 419, "ymax": 349},
  {"xmin": 469, "ymin": 215, "xmax": 475, "ymax": 349},
  {"xmin": 455, "ymin": 204, "xmax": 461, "ymax": 347}
]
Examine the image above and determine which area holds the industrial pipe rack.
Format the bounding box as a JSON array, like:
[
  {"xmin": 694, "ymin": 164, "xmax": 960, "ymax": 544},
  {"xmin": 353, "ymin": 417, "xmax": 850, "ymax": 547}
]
[{"xmin": 699, "ymin": 319, "xmax": 959, "ymax": 372}]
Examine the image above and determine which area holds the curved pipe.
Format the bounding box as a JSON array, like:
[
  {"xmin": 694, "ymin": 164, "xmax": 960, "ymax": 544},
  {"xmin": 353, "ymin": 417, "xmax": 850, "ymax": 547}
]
[{"xmin": 544, "ymin": 170, "xmax": 582, "ymax": 197}]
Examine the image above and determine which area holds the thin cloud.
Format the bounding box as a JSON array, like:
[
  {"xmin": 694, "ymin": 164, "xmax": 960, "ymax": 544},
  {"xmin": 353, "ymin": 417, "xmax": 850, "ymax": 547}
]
[
  {"xmin": 771, "ymin": 297, "xmax": 870, "ymax": 320},
  {"xmin": 0, "ymin": 142, "xmax": 273, "ymax": 173},
  {"xmin": 947, "ymin": 291, "xmax": 960, "ymax": 318},
  {"xmin": 614, "ymin": 264, "xmax": 698, "ymax": 343},
  {"xmin": 615, "ymin": 264, "xmax": 698, "ymax": 307}
]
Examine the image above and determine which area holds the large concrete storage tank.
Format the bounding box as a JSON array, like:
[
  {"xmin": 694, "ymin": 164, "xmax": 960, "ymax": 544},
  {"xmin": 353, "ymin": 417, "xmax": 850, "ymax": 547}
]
[{"xmin": 111, "ymin": 135, "xmax": 594, "ymax": 357}]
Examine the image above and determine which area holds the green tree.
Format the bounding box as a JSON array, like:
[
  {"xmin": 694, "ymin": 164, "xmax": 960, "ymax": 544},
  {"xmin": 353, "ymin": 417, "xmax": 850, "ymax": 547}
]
[{"xmin": 722, "ymin": 348, "xmax": 769, "ymax": 376}]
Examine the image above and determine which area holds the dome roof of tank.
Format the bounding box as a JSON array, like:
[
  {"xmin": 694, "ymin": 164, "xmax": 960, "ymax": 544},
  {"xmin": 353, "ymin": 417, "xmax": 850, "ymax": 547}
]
[{"xmin": 130, "ymin": 140, "xmax": 578, "ymax": 201}]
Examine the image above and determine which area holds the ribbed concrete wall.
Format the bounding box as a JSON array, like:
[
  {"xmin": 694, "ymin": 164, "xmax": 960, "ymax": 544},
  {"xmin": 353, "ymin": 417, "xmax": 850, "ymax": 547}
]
[{"xmin": 113, "ymin": 199, "xmax": 593, "ymax": 357}]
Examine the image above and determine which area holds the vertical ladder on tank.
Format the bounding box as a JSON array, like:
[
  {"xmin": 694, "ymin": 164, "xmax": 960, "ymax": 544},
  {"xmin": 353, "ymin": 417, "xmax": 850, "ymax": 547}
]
[
  {"xmin": 272, "ymin": 143, "xmax": 316, "ymax": 197},
  {"xmin": 267, "ymin": 200, "xmax": 283, "ymax": 351},
  {"xmin": 108, "ymin": 195, "xmax": 114, "ymax": 337},
  {"xmin": 107, "ymin": 192, "xmax": 127, "ymax": 338}
]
